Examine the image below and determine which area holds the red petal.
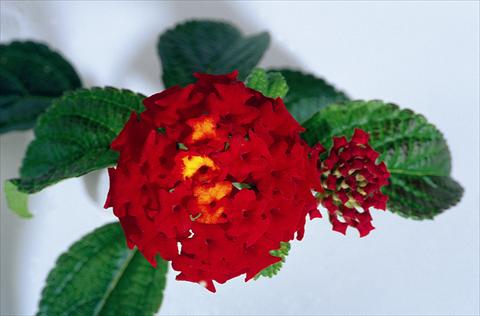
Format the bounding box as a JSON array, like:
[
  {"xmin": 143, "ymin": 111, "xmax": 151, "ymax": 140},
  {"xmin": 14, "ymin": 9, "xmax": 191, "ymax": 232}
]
[
  {"xmin": 351, "ymin": 128, "xmax": 369, "ymax": 145},
  {"xmin": 105, "ymin": 70, "xmax": 322, "ymax": 292},
  {"xmin": 326, "ymin": 174, "xmax": 337, "ymax": 190},
  {"xmin": 332, "ymin": 136, "xmax": 348, "ymax": 150}
]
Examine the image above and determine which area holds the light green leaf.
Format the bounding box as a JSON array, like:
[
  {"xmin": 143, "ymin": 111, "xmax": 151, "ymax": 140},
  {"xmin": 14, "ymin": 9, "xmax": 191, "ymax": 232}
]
[
  {"xmin": 37, "ymin": 222, "xmax": 168, "ymax": 316},
  {"xmin": 232, "ymin": 182, "xmax": 252, "ymax": 190},
  {"xmin": 0, "ymin": 41, "xmax": 82, "ymax": 133},
  {"xmin": 8, "ymin": 87, "xmax": 145, "ymax": 195},
  {"xmin": 158, "ymin": 20, "xmax": 270, "ymax": 87},
  {"xmin": 245, "ymin": 68, "xmax": 288, "ymax": 99},
  {"xmin": 3, "ymin": 180, "xmax": 32, "ymax": 218},
  {"xmin": 273, "ymin": 69, "xmax": 348, "ymax": 124},
  {"xmin": 302, "ymin": 100, "xmax": 463, "ymax": 219},
  {"xmin": 255, "ymin": 242, "xmax": 290, "ymax": 279}
]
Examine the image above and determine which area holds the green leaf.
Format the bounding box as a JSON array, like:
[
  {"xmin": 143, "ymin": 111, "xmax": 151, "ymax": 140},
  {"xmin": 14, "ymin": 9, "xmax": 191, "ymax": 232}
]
[
  {"xmin": 255, "ymin": 242, "xmax": 290, "ymax": 279},
  {"xmin": 302, "ymin": 100, "xmax": 463, "ymax": 219},
  {"xmin": 232, "ymin": 182, "xmax": 252, "ymax": 190},
  {"xmin": 272, "ymin": 69, "xmax": 349, "ymax": 124},
  {"xmin": 158, "ymin": 20, "xmax": 270, "ymax": 87},
  {"xmin": 8, "ymin": 87, "xmax": 145, "ymax": 194},
  {"xmin": 245, "ymin": 68, "xmax": 288, "ymax": 99},
  {"xmin": 37, "ymin": 222, "xmax": 168, "ymax": 316},
  {"xmin": 3, "ymin": 180, "xmax": 32, "ymax": 218},
  {"xmin": 0, "ymin": 41, "xmax": 82, "ymax": 133},
  {"xmin": 385, "ymin": 175, "xmax": 463, "ymax": 220}
]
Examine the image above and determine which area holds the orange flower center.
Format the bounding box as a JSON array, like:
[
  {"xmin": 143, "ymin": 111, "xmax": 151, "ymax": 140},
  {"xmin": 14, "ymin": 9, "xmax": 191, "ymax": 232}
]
[
  {"xmin": 181, "ymin": 116, "xmax": 233, "ymax": 224},
  {"xmin": 193, "ymin": 182, "xmax": 232, "ymax": 224},
  {"xmin": 194, "ymin": 181, "xmax": 232, "ymax": 204},
  {"xmin": 187, "ymin": 115, "xmax": 217, "ymax": 142}
]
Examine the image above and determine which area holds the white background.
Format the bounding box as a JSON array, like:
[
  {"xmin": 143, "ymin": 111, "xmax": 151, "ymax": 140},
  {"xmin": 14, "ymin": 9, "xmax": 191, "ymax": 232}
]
[{"xmin": 0, "ymin": 1, "xmax": 479, "ymax": 315}]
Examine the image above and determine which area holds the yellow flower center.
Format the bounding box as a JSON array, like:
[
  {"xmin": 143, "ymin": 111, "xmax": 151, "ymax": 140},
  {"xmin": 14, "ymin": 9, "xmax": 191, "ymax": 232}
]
[
  {"xmin": 180, "ymin": 116, "xmax": 235, "ymax": 224},
  {"xmin": 181, "ymin": 155, "xmax": 218, "ymax": 179}
]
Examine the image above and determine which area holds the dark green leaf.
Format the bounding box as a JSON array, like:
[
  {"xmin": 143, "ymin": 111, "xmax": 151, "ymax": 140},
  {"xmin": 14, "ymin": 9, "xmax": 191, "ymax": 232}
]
[
  {"xmin": 255, "ymin": 242, "xmax": 290, "ymax": 279},
  {"xmin": 8, "ymin": 87, "xmax": 144, "ymax": 194},
  {"xmin": 385, "ymin": 175, "xmax": 463, "ymax": 220},
  {"xmin": 272, "ymin": 69, "xmax": 348, "ymax": 124},
  {"xmin": 245, "ymin": 68, "xmax": 288, "ymax": 99},
  {"xmin": 0, "ymin": 41, "xmax": 82, "ymax": 133},
  {"xmin": 37, "ymin": 223, "xmax": 168, "ymax": 316},
  {"xmin": 302, "ymin": 100, "xmax": 463, "ymax": 219},
  {"xmin": 158, "ymin": 20, "xmax": 270, "ymax": 87}
]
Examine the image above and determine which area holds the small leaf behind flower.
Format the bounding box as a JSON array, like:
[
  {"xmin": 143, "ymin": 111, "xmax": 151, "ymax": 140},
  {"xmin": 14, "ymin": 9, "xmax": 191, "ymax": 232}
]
[
  {"xmin": 37, "ymin": 222, "xmax": 168, "ymax": 316},
  {"xmin": 274, "ymin": 69, "xmax": 349, "ymax": 124},
  {"xmin": 255, "ymin": 242, "xmax": 290, "ymax": 279},
  {"xmin": 245, "ymin": 68, "xmax": 288, "ymax": 99},
  {"xmin": 158, "ymin": 20, "xmax": 270, "ymax": 87}
]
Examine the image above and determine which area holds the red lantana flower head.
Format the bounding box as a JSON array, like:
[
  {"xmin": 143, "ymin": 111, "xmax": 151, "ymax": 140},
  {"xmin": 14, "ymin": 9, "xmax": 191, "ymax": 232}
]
[
  {"xmin": 318, "ymin": 129, "xmax": 390, "ymax": 237},
  {"xmin": 104, "ymin": 71, "xmax": 321, "ymax": 292}
]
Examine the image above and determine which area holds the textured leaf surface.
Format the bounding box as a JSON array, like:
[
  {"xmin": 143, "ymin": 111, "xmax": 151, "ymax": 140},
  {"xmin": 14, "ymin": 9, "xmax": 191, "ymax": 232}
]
[
  {"xmin": 385, "ymin": 175, "xmax": 463, "ymax": 219},
  {"xmin": 302, "ymin": 100, "xmax": 463, "ymax": 219},
  {"xmin": 8, "ymin": 87, "xmax": 144, "ymax": 194},
  {"xmin": 158, "ymin": 20, "xmax": 270, "ymax": 87},
  {"xmin": 3, "ymin": 180, "xmax": 32, "ymax": 218},
  {"xmin": 273, "ymin": 69, "xmax": 348, "ymax": 124},
  {"xmin": 245, "ymin": 68, "xmax": 288, "ymax": 99},
  {"xmin": 0, "ymin": 41, "xmax": 81, "ymax": 133},
  {"xmin": 38, "ymin": 223, "xmax": 168, "ymax": 316},
  {"xmin": 255, "ymin": 242, "xmax": 290, "ymax": 279}
]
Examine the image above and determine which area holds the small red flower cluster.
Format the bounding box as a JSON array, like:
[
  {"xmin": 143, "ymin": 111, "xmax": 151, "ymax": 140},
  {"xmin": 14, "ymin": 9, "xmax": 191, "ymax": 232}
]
[
  {"xmin": 105, "ymin": 71, "xmax": 321, "ymax": 292},
  {"xmin": 317, "ymin": 129, "xmax": 390, "ymax": 237}
]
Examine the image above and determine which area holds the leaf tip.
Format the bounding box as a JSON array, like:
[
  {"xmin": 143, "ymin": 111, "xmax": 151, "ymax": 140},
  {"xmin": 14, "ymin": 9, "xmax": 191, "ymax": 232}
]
[{"xmin": 4, "ymin": 179, "xmax": 32, "ymax": 218}]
